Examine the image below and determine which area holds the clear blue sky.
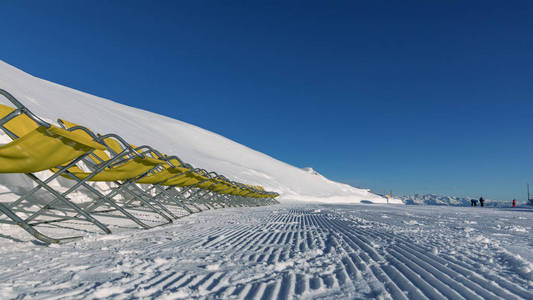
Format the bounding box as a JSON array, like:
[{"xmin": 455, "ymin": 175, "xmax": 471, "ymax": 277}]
[{"xmin": 1, "ymin": 1, "xmax": 532, "ymax": 201}]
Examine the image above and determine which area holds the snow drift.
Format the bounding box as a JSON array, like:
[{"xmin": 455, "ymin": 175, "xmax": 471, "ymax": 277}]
[{"xmin": 0, "ymin": 60, "xmax": 398, "ymax": 204}]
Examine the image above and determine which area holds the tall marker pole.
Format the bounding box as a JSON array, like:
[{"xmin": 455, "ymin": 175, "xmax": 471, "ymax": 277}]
[{"xmin": 527, "ymin": 183, "xmax": 533, "ymax": 205}]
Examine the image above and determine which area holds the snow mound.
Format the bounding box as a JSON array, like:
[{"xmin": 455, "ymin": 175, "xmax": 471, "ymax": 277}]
[
  {"xmin": 301, "ymin": 167, "xmax": 319, "ymax": 175},
  {"xmin": 0, "ymin": 60, "xmax": 398, "ymax": 204}
]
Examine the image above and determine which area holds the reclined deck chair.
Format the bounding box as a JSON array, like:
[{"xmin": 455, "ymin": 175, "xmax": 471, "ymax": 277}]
[
  {"xmin": 57, "ymin": 121, "xmax": 200, "ymax": 218},
  {"xmin": 185, "ymin": 173, "xmax": 241, "ymax": 208},
  {"xmin": 200, "ymin": 181, "xmax": 246, "ymax": 207},
  {"xmin": 254, "ymin": 187, "xmax": 280, "ymax": 205},
  {"xmin": 212, "ymin": 181, "xmax": 241, "ymax": 207},
  {"xmin": 103, "ymin": 148, "xmax": 232, "ymax": 213},
  {"xmin": 150, "ymin": 166, "xmax": 244, "ymax": 211},
  {"xmin": 167, "ymin": 169, "xmax": 244, "ymax": 210},
  {"xmin": 133, "ymin": 150, "xmax": 279, "ymax": 209},
  {"xmin": 112, "ymin": 154, "xmax": 190, "ymax": 218},
  {"xmin": 212, "ymin": 176, "xmax": 262, "ymax": 207},
  {"xmin": 130, "ymin": 150, "xmax": 280, "ymax": 209},
  {"xmin": 177, "ymin": 169, "xmax": 224, "ymax": 210},
  {"xmin": 133, "ymin": 156, "xmax": 210, "ymax": 215},
  {"xmin": 59, "ymin": 119, "xmax": 249, "ymax": 219},
  {"xmin": 143, "ymin": 168, "xmax": 217, "ymax": 212},
  {"xmin": 51, "ymin": 119, "xmax": 176, "ymax": 228},
  {"xmin": 201, "ymin": 176, "xmax": 240, "ymax": 208},
  {"xmin": 228, "ymin": 183, "xmax": 268, "ymax": 207},
  {"xmin": 62, "ymin": 129, "xmax": 282, "ymax": 215},
  {"xmin": 0, "ymin": 89, "xmax": 113, "ymax": 243}
]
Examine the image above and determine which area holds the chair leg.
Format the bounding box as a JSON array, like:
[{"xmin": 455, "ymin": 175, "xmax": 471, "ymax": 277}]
[
  {"xmin": 68, "ymin": 178, "xmax": 155, "ymax": 229},
  {"xmin": 0, "ymin": 203, "xmax": 71, "ymax": 244},
  {"xmin": 120, "ymin": 183, "xmax": 176, "ymax": 221},
  {"xmin": 167, "ymin": 186, "xmax": 202, "ymax": 212},
  {"xmin": 150, "ymin": 185, "xmax": 194, "ymax": 215},
  {"xmin": 145, "ymin": 185, "xmax": 195, "ymax": 214},
  {"xmin": 22, "ymin": 174, "xmax": 112, "ymax": 234}
]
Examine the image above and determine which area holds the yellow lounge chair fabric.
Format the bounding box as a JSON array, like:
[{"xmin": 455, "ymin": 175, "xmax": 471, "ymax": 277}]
[
  {"xmin": 0, "ymin": 105, "xmax": 104, "ymax": 173},
  {"xmin": 54, "ymin": 157, "xmax": 162, "ymax": 182},
  {"xmin": 0, "ymin": 127, "xmax": 95, "ymax": 173}
]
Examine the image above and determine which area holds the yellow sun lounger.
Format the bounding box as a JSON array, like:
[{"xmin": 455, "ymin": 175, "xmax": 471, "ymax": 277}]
[
  {"xmin": 0, "ymin": 89, "xmax": 112, "ymax": 244},
  {"xmin": 55, "ymin": 119, "xmax": 176, "ymax": 226},
  {"xmin": 58, "ymin": 121, "xmax": 215, "ymax": 217},
  {"xmin": 0, "ymin": 88, "xmax": 278, "ymax": 243}
]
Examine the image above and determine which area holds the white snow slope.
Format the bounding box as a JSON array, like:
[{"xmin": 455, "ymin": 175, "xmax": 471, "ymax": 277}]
[
  {"xmin": 1, "ymin": 203, "xmax": 531, "ymax": 299},
  {"xmin": 0, "ymin": 60, "xmax": 396, "ymax": 204}
]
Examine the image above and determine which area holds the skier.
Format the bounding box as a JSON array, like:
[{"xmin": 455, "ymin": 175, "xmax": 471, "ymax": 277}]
[
  {"xmin": 479, "ymin": 197, "xmax": 484, "ymax": 207},
  {"xmin": 512, "ymin": 199, "xmax": 516, "ymax": 208},
  {"xmin": 471, "ymin": 199, "xmax": 475, "ymax": 206}
]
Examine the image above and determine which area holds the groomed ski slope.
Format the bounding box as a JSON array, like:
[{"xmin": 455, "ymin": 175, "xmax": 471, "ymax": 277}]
[
  {"xmin": 0, "ymin": 203, "xmax": 531, "ymax": 299},
  {"xmin": 1, "ymin": 61, "xmax": 531, "ymax": 299},
  {"xmin": 0, "ymin": 60, "xmax": 398, "ymax": 204}
]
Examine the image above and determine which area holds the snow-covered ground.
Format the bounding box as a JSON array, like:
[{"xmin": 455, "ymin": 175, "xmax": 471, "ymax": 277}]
[
  {"xmin": 1, "ymin": 61, "xmax": 531, "ymax": 299},
  {"xmin": 0, "ymin": 203, "xmax": 531, "ymax": 299}
]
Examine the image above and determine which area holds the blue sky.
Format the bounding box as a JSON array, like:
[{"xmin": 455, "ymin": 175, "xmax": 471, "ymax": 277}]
[{"xmin": 1, "ymin": 1, "xmax": 532, "ymax": 201}]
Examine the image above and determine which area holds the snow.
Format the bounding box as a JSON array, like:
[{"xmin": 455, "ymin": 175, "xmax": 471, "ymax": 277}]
[
  {"xmin": 0, "ymin": 203, "xmax": 531, "ymax": 299},
  {"xmin": 1, "ymin": 61, "xmax": 532, "ymax": 299},
  {"xmin": 0, "ymin": 60, "xmax": 397, "ymax": 205}
]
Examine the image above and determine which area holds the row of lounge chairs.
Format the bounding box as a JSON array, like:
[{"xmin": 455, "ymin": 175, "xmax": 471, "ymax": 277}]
[{"xmin": 0, "ymin": 89, "xmax": 279, "ymax": 244}]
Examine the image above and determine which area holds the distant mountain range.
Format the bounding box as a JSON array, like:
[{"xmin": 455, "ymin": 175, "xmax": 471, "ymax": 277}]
[{"xmin": 398, "ymin": 193, "xmax": 523, "ymax": 207}]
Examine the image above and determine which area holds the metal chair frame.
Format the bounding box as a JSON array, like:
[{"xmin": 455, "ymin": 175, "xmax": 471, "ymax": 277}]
[
  {"xmin": 0, "ymin": 90, "xmax": 112, "ymax": 243},
  {"xmin": 0, "ymin": 89, "xmax": 280, "ymax": 244},
  {"xmin": 54, "ymin": 130, "xmax": 175, "ymax": 228}
]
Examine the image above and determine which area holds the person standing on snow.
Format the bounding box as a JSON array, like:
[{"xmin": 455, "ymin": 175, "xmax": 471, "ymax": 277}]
[
  {"xmin": 479, "ymin": 197, "xmax": 485, "ymax": 207},
  {"xmin": 512, "ymin": 199, "xmax": 516, "ymax": 207},
  {"xmin": 471, "ymin": 199, "xmax": 475, "ymax": 206}
]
